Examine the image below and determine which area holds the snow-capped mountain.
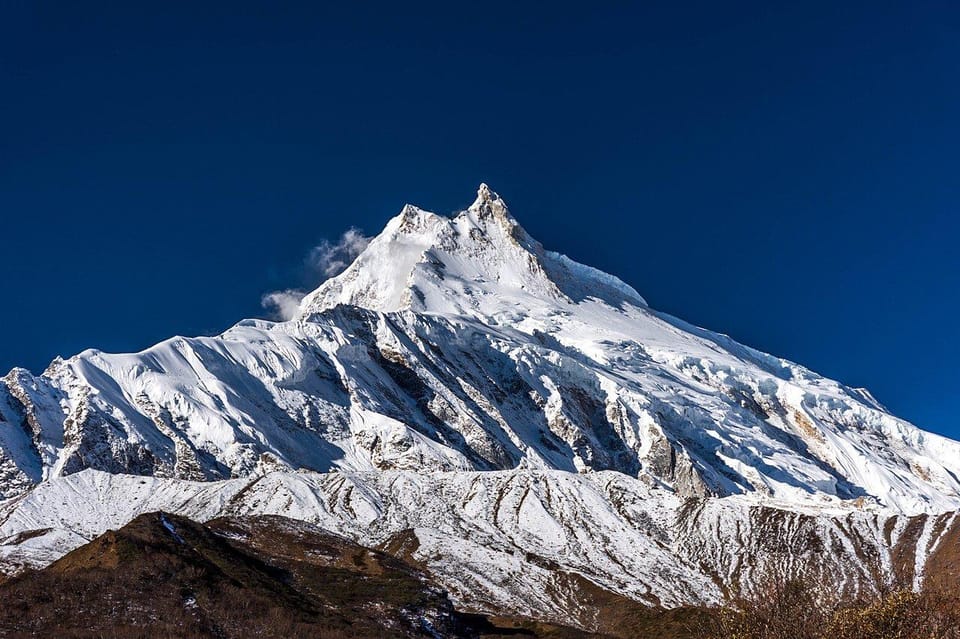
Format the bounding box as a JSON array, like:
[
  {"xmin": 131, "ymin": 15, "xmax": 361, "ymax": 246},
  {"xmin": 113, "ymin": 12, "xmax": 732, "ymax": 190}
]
[{"xmin": 1, "ymin": 185, "xmax": 959, "ymax": 624}]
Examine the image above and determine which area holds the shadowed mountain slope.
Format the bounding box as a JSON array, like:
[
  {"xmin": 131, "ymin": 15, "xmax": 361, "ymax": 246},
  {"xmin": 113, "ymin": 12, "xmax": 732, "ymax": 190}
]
[{"xmin": 0, "ymin": 512, "xmax": 623, "ymax": 638}]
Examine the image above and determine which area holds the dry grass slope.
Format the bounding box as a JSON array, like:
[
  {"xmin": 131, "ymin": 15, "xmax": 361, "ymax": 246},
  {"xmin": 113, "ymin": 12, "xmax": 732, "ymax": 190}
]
[
  {"xmin": 697, "ymin": 572, "xmax": 960, "ymax": 639},
  {"xmin": 0, "ymin": 513, "xmax": 593, "ymax": 638}
]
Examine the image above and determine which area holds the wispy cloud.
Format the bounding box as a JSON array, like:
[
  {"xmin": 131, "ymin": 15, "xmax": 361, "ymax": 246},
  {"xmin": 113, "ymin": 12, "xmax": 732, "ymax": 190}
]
[{"xmin": 261, "ymin": 228, "xmax": 371, "ymax": 321}]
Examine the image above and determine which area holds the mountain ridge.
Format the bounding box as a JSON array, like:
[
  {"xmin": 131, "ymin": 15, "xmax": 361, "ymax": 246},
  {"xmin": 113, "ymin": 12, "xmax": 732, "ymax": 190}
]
[{"xmin": 0, "ymin": 509, "xmax": 607, "ymax": 638}]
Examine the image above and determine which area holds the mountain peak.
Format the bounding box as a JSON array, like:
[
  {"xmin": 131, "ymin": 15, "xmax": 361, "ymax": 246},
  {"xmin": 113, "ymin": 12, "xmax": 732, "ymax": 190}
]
[
  {"xmin": 471, "ymin": 182, "xmax": 500, "ymax": 208},
  {"xmin": 296, "ymin": 185, "xmax": 647, "ymax": 317},
  {"xmin": 464, "ymin": 182, "xmax": 514, "ymax": 227}
]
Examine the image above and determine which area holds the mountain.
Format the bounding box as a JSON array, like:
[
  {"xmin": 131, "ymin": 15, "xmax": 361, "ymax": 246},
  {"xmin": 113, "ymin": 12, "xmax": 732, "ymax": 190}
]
[
  {"xmin": 0, "ymin": 511, "xmax": 613, "ymax": 638},
  {"xmin": 1, "ymin": 185, "xmax": 959, "ymax": 631}
]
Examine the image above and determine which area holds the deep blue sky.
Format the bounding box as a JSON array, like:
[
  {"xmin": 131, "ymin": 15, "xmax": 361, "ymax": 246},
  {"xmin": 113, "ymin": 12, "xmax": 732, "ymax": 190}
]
[{"xmin": 1, "ymin": 2, "xmax": 957, "ymax": 438}]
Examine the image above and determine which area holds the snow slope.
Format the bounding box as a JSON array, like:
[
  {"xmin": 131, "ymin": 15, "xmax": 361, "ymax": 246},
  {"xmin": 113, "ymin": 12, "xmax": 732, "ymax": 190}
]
[
  {"xmin": 1, "ymin": 185, "xmax": 959, "ymax": 616},
  {"xmin": 2, "ymin": 468, "xmax": 957, "ymax": 625}
]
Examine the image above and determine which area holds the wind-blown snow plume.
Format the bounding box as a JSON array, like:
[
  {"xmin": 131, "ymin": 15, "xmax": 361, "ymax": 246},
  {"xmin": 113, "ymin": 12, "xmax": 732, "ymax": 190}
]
[
  {"xmin": 308, "ymin": 228, "xmax": 371, "ymax": 278},
  {"xmin": 260, "ymin": 289, "xmax": 305, "ymax": 321},
  {"xmin": 261, "ymin": 228, "xmax": 371, "ymax": 320}
]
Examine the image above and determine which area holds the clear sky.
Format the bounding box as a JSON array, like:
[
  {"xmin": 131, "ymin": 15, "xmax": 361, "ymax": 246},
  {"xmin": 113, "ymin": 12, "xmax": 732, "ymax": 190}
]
[{"xmin": 1, "ymin": 2, "xmax": 958, "ymax": 438}]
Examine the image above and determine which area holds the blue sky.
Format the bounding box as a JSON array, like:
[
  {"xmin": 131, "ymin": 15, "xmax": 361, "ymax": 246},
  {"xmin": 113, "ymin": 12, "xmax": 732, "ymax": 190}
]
[{"xmin": 1, "ymin": 2, "xmax": 958, "ymax": 438}]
